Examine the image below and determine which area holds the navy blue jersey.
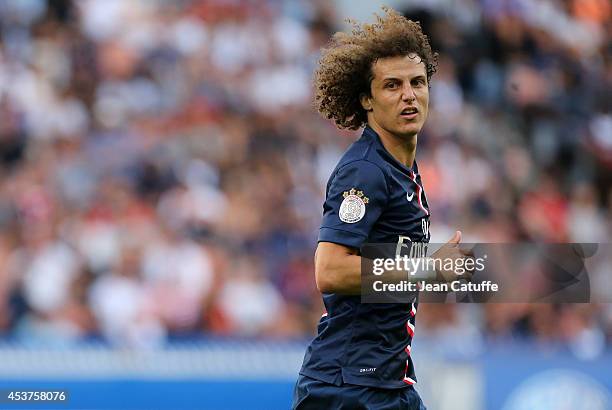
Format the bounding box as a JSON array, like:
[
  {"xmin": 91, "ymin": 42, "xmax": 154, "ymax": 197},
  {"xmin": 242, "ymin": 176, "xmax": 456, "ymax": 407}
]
[{"xmin": 299, "ymin": 125, "xmax": 431, "ymax": 389}]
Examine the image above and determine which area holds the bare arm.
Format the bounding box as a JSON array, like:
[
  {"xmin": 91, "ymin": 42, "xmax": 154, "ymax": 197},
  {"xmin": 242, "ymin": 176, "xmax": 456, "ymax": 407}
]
[{"xmin": 315, "ymin": 242, "xmax": 362, "ymax": 294}]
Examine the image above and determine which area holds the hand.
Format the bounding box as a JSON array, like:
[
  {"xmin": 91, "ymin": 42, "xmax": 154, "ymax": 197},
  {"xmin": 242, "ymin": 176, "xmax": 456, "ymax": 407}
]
[{"xmin": 431, "ymin": 231, "xmax": 474, "ymax": 283}]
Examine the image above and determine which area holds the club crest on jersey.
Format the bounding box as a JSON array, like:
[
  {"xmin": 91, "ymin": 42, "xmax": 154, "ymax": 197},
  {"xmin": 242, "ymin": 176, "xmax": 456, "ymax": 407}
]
[{"xmin": 339, "ymin": 188, "xmax": 369, "ymax": 223}]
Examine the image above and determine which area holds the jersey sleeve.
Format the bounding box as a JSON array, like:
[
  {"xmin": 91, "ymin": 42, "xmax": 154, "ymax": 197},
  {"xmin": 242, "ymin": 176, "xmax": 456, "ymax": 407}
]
[{"xmin": 318, "ymin": 160, "xmax": 388, "ymax": 249}]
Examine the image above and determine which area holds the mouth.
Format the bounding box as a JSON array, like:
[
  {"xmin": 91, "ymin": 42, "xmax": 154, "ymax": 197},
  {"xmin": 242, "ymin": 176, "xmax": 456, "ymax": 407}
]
[{"xmin": 400, "ymin": 107, "xmax": 418, "ymax": 119}]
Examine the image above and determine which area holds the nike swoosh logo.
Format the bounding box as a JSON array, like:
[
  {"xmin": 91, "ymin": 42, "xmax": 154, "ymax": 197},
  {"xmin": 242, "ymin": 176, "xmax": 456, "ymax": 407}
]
[{"xmin": 407, "ymin": 192, "xmax": 414, "ymax": 201}]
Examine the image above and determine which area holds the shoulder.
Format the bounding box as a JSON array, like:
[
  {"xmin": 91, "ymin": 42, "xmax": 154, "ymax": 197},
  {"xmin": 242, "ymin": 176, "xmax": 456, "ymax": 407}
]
[
  {"xmin": 335, "ymin": 159, "xmax": 386, "ymax": 181},
  {"xmin": 332, "ymin": 137, "xmax": 389, "ymax": 181},
  {"xmin": 326, "ymin": 159, "xmax": 389, "ymax": 202}
]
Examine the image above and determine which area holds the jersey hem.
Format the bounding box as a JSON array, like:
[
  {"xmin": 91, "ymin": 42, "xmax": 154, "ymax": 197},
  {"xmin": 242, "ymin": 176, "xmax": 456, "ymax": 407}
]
[{"xmin": 299, "ymin": 368, "xmax": 414, "ymax": 390}]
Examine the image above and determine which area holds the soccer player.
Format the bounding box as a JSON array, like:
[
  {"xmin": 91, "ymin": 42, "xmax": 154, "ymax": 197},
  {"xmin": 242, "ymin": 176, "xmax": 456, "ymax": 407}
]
[{"xmin": 293, "ymin": 8, "xmax": 471, "ymax": 409}]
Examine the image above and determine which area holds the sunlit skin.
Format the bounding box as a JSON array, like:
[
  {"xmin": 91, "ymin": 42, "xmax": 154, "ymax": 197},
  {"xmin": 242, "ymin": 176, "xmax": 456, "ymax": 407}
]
[{"xmin": 359, "ymin": 53, "xmax": 429, "ymax": 168}]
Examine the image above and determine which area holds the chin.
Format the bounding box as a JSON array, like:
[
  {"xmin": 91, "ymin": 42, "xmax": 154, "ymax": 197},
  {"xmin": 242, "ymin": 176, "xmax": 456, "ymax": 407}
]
[{"xmin": 395, "ymin": 125, "xmax": 421, "ymax": 138}]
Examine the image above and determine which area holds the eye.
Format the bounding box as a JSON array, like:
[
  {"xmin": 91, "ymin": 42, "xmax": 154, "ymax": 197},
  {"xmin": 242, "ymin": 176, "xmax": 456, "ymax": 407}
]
[
  {"xmin": 385, "ymin": 81, "xmax": 399, "ymax": 89},
  {"xmin": 412, "ymin": 78, "xmax": 426, "ymax": 87}
]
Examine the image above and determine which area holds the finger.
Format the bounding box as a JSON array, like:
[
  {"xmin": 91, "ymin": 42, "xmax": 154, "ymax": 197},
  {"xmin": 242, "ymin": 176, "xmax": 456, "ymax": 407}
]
[{"xmin": 447, "ymin": 230, "xmax": 462, "ymax": 246}]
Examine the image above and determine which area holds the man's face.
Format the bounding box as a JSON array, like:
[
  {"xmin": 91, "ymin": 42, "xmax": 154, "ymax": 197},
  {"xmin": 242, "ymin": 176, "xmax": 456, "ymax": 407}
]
[{"xmin": 361, "ymin": 54, "xmax": 429, "ymax": 139}]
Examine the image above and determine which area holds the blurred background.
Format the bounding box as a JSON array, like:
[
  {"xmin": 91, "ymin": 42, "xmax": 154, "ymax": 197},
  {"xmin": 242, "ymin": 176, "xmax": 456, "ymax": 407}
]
[{"xmin": 0, "ymin": 0, "xmax": 610, "ymax": 409}]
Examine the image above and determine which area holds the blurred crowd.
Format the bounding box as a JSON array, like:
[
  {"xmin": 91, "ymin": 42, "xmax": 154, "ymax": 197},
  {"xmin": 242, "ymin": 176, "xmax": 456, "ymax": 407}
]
[{"xmin": 0, "ymin": 0, "xmax": 610, "ymax": 355}]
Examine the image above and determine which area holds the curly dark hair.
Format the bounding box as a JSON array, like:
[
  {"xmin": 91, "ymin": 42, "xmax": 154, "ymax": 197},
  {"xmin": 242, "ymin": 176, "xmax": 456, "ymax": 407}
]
[{"xmin": 314, "ymin": 7, "xmax": 438, "ymax": 130}]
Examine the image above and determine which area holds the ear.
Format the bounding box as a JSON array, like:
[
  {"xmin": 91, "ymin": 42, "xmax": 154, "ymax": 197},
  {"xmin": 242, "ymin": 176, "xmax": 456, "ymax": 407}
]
[{"xmin": 360, "ymin": 93, "xmax": 373, "ymax": 112}]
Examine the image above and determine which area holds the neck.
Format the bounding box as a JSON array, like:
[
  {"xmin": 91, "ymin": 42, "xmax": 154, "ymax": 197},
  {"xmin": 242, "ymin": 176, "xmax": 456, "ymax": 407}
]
[{"xmin": 367, "ymin": 121, "xmax": 417, "ymax": 169}]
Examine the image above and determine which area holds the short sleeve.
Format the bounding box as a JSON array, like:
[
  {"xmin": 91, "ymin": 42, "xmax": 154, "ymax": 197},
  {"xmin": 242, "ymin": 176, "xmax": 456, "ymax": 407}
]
[{"xmin": 318, "ymin": 160, "xmax": 388, "ymax": 249}]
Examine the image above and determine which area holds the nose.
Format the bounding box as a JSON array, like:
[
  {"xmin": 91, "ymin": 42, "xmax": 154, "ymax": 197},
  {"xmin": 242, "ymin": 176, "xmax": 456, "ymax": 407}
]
[{"xmin": 401, "ymin": 85, "xmax": 416, "ymax": 102}]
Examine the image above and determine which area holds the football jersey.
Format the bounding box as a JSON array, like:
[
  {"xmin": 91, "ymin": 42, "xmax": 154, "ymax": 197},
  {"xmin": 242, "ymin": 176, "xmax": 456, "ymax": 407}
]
[{"xmin": 299, "ymin": 125, "xmax": 431, "ymax": 389}]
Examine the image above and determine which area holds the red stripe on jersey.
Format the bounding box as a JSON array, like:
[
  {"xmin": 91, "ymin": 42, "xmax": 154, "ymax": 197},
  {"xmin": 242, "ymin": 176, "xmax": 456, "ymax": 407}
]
[
  {"xmin": 403, "ymin": 377, "xmax": 416, "ymax": 385},
  {"xmin": 409, "ymin": 171, "xmax": 429, "ymax": 216},
  {"xmin": 406, "ymin": 321, "xmax": 415, "ymax": 337}
]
